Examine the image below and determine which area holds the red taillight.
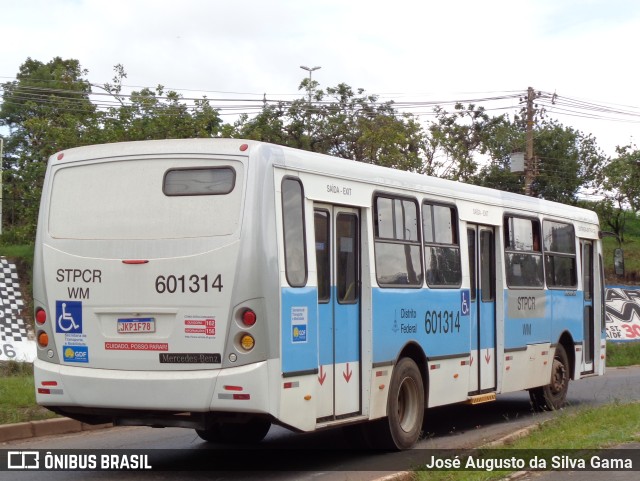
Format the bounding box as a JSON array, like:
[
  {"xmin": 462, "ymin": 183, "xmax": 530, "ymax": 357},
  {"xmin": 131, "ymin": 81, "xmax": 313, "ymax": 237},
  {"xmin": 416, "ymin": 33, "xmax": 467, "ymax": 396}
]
[
  {"xmin": 36, "ymin": 308, "xmax": 47, "ymax": 325},
  {"xmin": 242, "ymin": 309, "xmax": 257, "ymax": 327}
]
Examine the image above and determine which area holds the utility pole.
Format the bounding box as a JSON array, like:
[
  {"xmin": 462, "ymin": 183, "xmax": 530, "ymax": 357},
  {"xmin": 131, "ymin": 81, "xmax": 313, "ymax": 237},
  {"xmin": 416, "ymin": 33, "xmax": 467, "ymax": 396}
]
[{"xmin": 524, "ymin": 86, "xmax": 536, "ymax": 196}]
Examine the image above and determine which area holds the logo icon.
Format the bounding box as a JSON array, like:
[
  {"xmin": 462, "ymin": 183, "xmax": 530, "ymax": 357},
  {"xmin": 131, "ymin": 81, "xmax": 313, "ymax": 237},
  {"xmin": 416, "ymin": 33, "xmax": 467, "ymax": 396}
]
[
  {"xmin": 56, "ymin": 300, "xmax": 83, "ymax": 333},
  {"xmin": 8, "ymin": 451, "xmax": 40, "ymax": 469},
  {"xmin": 63, "ymin": 345, "xmax": 89, "ymax": 363}
]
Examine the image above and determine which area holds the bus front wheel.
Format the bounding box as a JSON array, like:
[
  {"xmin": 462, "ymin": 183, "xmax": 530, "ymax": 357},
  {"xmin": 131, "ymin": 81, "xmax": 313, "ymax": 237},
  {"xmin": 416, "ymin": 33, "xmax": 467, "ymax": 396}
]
[{"xmin": 529, "ymin": 344, "xmax": 570, "ymax": 411}]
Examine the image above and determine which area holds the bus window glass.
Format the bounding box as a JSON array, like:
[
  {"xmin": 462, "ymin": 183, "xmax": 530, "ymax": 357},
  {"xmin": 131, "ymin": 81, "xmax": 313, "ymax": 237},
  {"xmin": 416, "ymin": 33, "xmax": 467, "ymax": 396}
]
[
  {"xmin": 480, "ymin": 230, "xmax": 495, "ymax": 301},
  {"xmin": 374, "ymin": 195, "xmax": 422, "ymax": 287},
  {"xmin": 504, "ymin": 216, "xmax": 543, "ymax": 288},
  {"xmin": 314, "ymin": 210, "xmax": 330, "ymax": 302},
  {"xmin": 467, "ymin": 229, "xmax": 477, "ymax": 301},
  {"xmin": 163, "ymin": 167, "xmax": 235, "ymax": 196},
  {"xmin": 544, "ymin": 221, "xmax": 577, "ymax": 288},
  {"xmin": 376, "ymin": 197, "xmax": 394, "ymax": 239},
  {"xmin": 423, "ymin": 203, "xmax": 461, "ymax": 287},
  {"xmin": 422, "ymin": 205, "xmax": 434, "ymax": 243},
  {"xmin": 401, "ymin": 199, "xmax": 419, "ymax": 242},
  {"xmin": 337, "ymin": 213, "xmax": 358, "ymax": 303},
  {"xmin": 583, "ymin": 243, "xmax": 593, "ymax": 301},
  {"xmin": 433, "ymin": 205, "xmax": 454, "ymax": 244},
  {"xmin": 282, "ymin": 178, "xmax": 307, "ymax": 287}
]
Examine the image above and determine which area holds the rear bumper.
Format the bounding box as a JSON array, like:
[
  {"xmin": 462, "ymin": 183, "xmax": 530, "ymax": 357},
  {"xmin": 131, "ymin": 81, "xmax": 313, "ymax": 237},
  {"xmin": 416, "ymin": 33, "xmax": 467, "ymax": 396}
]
[{"xmin": 34, "ymin": 358, "xmax": 271, "ymax": 415}]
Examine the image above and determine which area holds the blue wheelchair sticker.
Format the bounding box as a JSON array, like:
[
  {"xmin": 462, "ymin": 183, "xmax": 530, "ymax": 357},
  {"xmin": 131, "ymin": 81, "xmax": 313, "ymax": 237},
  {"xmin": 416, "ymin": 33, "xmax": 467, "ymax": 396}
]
[
  {"xmin": 461, "ymin": 290, "xmax": 470, "ymax": 316},
  {"xmin": 55, "ymin": 301, "xmax": 83, "ymax": 333}
]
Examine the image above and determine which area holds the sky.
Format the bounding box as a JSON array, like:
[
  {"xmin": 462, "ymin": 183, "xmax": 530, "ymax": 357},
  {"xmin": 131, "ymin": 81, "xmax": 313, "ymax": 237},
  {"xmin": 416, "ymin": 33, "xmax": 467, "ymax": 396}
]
[{"xmin": 2, "ymin": 0, "xmax": 640, "ymax": 156}]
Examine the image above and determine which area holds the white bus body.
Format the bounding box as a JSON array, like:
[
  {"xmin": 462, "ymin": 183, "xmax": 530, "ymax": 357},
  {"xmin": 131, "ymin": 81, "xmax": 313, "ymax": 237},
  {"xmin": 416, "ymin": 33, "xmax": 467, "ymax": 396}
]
[{"xmin": 33, "ymin": 139, "xmax": 605, "ymax": 449}]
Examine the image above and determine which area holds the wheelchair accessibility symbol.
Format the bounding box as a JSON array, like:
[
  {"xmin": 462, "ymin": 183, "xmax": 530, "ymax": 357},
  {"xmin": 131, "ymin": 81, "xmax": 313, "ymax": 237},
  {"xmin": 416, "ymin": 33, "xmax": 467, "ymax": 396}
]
[
  {"xmin": 55, "ymin": 300, "xmax": 83, "ymax": 333},
  {"xmin": 461, "ymin": 290, "xmax": 470, "ymax": 316}
]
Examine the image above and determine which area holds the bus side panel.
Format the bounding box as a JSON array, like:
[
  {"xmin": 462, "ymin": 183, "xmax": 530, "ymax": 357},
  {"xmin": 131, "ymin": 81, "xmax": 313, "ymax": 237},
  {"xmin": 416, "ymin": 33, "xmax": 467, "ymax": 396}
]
[
  {"xmin": 280, "ymin": 287, "xmax": 319, "ymax": 375},
  {"xmin": 371, "ymin": 288, "xmax": 472, "ymax": 407}
]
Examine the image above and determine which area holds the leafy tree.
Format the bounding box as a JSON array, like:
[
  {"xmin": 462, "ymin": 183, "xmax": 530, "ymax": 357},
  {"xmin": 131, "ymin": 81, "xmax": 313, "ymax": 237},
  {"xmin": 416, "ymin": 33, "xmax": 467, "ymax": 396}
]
[
  {"xmin": 600, "ymin": 145, "xmax": 640, "ymax": 213},
  {"xmin": 99, "ymin": 65, "xmax": 223, "ymax": 142},
  {"xmin": 427, "ymin": 103, "xmax": 508, "ymax": 181},
  {"xmin": 234, "ymin": 80, "xmax": 428, "ymax": 171},
  {"xmin": 427, "ymin": 103, "xmax": 606, "ymax": 203},
  {"xmin": 0, "ymin": 57, "xmax": 99, "ymax": 238},
  {"xmin": 532, "ymin": 121, "xmax": 603, "ymax": 204}
]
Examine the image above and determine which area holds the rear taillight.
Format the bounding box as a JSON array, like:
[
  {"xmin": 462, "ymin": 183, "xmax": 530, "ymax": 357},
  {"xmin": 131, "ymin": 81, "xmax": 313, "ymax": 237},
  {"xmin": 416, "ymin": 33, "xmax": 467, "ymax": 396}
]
[
  {"xmin": 240, "ymin": 334, "xmax": 255, "ymax": 351},
  {"xmin": 36, "ymin": 308, "xmax": 47, "ymax": 325},
  {"xmin": 242, "ymin": 309, "xmax": 257, "ymax": 327},
  {"xmin": 37, "ymin": 331, "xmax": 49, "ymax": 347}
]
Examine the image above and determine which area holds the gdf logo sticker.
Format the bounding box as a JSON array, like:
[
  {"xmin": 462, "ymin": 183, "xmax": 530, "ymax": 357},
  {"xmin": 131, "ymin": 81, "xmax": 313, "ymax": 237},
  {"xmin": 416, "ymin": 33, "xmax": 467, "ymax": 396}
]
[{"xmin": 63, "ymin": 345, "xmax": 89, "ymax": 363}]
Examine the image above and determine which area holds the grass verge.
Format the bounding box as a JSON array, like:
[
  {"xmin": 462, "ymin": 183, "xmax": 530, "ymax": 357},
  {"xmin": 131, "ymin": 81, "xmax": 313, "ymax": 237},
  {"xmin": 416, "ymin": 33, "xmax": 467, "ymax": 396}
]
[
  {"xmin": 0, "ymin": 362, "xmax": 58, "ymax": 424},
  {"xmin": 415, "ymin": 402, "xmax": 640, "ymax": 480},
  {"xmin": 606, "ymin": 341, "xmax": 640, "ymax": 367}
]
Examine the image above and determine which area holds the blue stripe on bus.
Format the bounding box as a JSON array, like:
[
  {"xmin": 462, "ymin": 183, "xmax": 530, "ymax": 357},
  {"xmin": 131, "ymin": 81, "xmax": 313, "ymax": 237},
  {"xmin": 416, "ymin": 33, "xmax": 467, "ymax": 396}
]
[
  {"xmin": 371, "ymin": 288, "xmax": 471, "ymax": 364},
  {"xmin": 284, "ymin": 286, "xmax": 360, "ymax": 370},
  {"xmin": 281, "ymin": 287, "xmax": 318, "ymax": 373}
]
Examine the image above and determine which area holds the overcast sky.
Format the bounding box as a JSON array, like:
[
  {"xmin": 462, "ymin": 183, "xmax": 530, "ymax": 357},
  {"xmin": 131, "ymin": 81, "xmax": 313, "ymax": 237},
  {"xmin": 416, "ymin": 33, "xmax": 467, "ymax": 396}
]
[{"xmin": 2, "ymin": 0, "xmax": 639, "ymax": 156}]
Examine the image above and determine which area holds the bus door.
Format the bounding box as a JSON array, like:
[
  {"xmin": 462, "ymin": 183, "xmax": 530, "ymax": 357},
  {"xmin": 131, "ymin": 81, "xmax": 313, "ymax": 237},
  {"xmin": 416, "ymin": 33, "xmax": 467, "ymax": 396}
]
[
  {"xmin": 467, "ymin": 224, "xmax": 497, "ymax": 393},
  {"xmin": 314, "ymin": 205, "xmax": 361, "ymax": 421},
  {"xmin": 581, "ymin": 240, "xmax": 595, "ymax": 373}
]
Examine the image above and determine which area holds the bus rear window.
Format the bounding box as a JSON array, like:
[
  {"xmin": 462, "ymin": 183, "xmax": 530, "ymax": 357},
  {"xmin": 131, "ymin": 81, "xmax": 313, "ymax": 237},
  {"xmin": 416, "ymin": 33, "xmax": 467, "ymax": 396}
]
[
  {"xmin": 163, "ymin": 167, "xmax": 235, "ymax": 196},
  {"xmin": 48, "ymin": 159, "xmax": 243, "ymax": 240}
]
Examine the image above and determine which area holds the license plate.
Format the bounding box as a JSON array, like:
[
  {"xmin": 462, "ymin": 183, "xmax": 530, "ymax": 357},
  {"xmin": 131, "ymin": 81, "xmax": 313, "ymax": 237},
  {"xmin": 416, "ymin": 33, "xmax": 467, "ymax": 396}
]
[{"xmin": 117, "ymin": 318, "xmax": 156, "ymax": 334}]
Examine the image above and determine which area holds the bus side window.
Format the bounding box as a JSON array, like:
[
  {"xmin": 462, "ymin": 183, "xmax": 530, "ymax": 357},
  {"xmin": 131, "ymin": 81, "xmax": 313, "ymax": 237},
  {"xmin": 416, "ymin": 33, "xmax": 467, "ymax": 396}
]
[
  {"xmin": 373, "ymin": 195, "xmax": 422, "ymax": 287},
  {"xmin": 504, "ymin": 216, "xmax": 543, "ymax": 288},
  {"xmin": 423, "ymin": 203, "xmax": 461, "ymax": 287},
  {"xmin": 543, "ymin": 221, "xmax": 577, "ymax": 288},
  {"xmin": 282, "ymin": 178, "xmax": 308, "ymax": 287}
]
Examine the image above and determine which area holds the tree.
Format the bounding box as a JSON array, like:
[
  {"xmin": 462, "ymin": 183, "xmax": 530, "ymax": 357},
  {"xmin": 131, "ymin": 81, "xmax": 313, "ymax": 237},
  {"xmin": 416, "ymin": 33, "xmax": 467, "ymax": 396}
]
[
  {"xmin": 600, "ymin": 145, "xmax": 640, "ymax": 213},
  {"xmin": 99, "ymin": 65, "xmax": 224, "ymax": 142},
  {"xmin": 532, "ymin": 121, "xmax": 603, "ymax": 204},
  {"xmin": 0, "ymin": 57, "xmax": 99, "ymax": 238},
  {"xmin": 234, "ymin": 80, "xmax": 428, "ymax": 171},
  {"xmin": 426, "ymin": 103, "xmax": 606, "ymax": 203}
]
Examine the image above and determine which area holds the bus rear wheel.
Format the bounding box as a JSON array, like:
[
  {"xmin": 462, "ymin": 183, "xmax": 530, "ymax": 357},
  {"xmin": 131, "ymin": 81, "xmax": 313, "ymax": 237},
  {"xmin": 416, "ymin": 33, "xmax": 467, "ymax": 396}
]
[
  {"xmin": 368, "ymin": 357, "xmax": 424, "ymax": 450},
  {"xmin": 196, "ymin": 418, "xmax": 271, "ymax": 444},
  {"xmin": 529, "ymin": 344, "xmax": 570, "ymax": 411}
]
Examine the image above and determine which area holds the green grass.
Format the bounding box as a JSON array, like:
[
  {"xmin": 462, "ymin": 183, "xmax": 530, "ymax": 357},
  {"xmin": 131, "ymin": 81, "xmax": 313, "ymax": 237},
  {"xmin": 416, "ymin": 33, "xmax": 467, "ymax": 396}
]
[
  {"xmin": 0, "ymin": 362, "xmax": 58, "ymax": 424},
  {"xmin": 0, "ymin": 243, "xmax": 34, "ymax": 262},
  {"xmin": 606, "ymin": 341, "xmax": 640, "ymax": 366},
  {"xmin": 415, "ymin": 402, "xmax": 640, "ymax": 480}
]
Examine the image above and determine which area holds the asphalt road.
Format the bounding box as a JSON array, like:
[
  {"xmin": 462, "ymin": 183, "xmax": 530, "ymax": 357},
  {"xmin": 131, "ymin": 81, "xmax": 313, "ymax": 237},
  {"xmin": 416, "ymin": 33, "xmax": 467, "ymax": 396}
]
[{"xmin": 3, "ymin": 366, "xmax": 640, "ymax": 480}]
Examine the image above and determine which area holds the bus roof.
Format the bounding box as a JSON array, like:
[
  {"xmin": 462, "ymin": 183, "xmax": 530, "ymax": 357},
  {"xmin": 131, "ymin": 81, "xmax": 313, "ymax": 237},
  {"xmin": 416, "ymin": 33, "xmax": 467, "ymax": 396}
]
[{"xmin": 50, "ymin": 138, "xmax": 599, "ymax": 226}]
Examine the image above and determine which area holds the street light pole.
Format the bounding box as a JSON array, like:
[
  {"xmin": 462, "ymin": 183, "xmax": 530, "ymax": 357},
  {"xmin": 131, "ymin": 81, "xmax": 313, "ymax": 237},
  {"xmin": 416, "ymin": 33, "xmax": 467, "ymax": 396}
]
[
  {"xmin": 299, "ymin": 66, "xmax": 321, "ymax": 137},
  {"xmin": 299, "ymin": 65, "xmax": 321, "ymax": 104}
]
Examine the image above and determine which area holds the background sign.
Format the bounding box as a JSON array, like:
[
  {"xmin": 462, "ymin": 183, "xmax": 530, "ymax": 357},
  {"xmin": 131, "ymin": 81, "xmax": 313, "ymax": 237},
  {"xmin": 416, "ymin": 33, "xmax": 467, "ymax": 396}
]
[
  {"xmin": 0, "ymin": 257, "xmax": 36, "ymax": 362},
  {"xmin": 605, "ymin": 286, "xmax": 640, "ymax": 342}
]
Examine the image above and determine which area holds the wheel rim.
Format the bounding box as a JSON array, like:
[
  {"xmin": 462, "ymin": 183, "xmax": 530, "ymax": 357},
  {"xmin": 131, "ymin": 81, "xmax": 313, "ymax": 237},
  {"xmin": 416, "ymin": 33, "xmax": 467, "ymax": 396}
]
[
  {"xmin": 397, "ymin": 375, "xmax": 420, "ymax": 433},
  {"xmin": 550, "ymin": 357, "xmax": 567, "ymax": 395}
]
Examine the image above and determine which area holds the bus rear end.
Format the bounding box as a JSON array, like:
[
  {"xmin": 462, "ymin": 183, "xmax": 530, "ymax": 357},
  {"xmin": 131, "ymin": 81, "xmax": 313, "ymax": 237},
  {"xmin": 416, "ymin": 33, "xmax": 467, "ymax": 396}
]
[{"xmin": 33, "ymin": 139, "xmax": 272, "ymax": 436}]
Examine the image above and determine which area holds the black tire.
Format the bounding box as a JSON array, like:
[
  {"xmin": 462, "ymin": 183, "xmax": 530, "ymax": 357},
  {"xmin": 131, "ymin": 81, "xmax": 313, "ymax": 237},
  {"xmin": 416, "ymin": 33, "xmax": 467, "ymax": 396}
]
[
  {"xmin": 529, "ymin": 344, "xmax": 570, "ymax": 411},
  {"xmin": 367, "ymin": 357, "xmax": 425, "ymax": 450},
  {"xmin": 195, "ymin": 418, "xmax": 271, "ymax": 444}
]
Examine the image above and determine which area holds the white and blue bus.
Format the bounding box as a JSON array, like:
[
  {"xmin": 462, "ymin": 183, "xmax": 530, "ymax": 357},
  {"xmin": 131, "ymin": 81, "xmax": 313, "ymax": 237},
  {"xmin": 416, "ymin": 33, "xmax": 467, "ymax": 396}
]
[{"xmin": 33, "ymin": 139, "xmax": 605, "ymax": 449}]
